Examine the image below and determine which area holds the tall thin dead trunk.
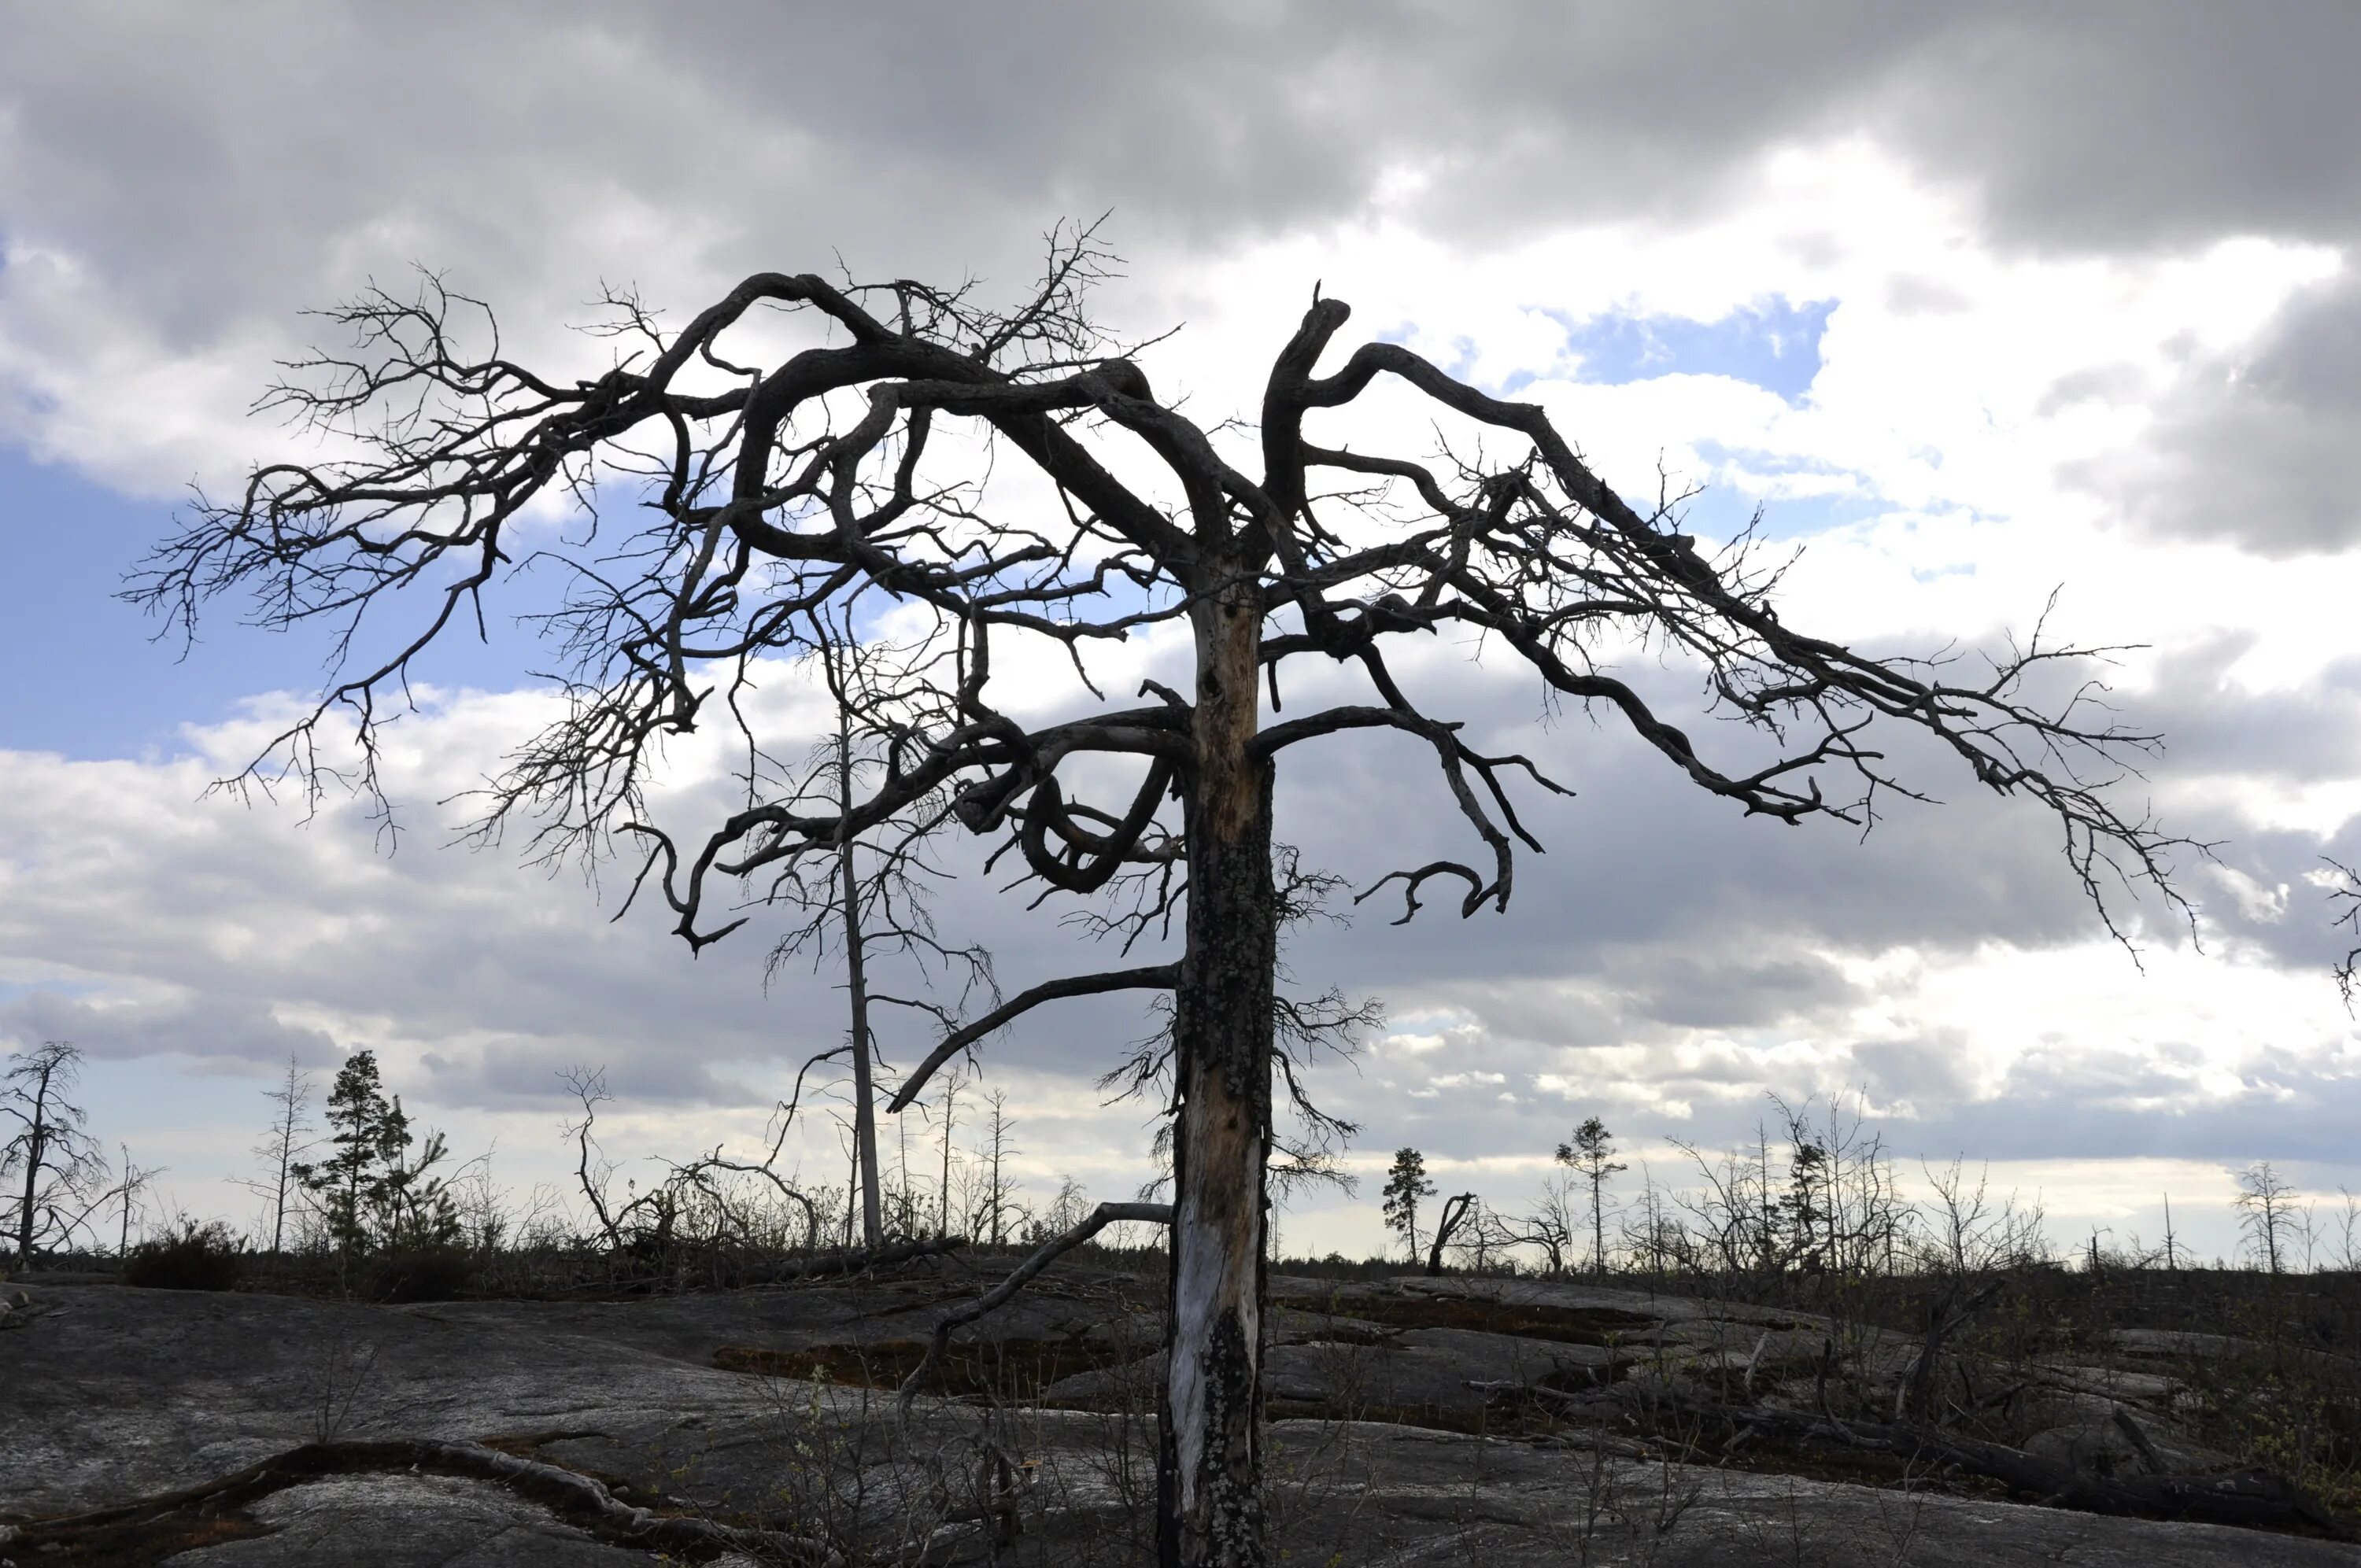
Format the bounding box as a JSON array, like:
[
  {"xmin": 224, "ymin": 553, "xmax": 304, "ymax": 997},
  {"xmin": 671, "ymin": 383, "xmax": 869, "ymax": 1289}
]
[
  {"xmin": 1591, "ymin": 1175, "xmax": 1607, "ymax": 1278},
  {"xmin": 14, "ymin": 1062, "xmax": 53, "ymax": 1264},
  {"xmin": 1162, "ymin": 582, "xmax": 1277, "ymax": 1568},
  {"xmin": 937, "ymin": 1073, "xmax": 958, "ymax": 1240},
  {"xmin": 837, "ymin": 721, "xmax": 885, "ymax": 1249}
]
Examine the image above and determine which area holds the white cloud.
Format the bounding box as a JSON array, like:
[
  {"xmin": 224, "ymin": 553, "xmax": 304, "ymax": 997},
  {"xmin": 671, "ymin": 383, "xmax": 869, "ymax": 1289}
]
[{"xmin": 5, "ymin": 6, "xmax": 2361, "ymax": 1256}]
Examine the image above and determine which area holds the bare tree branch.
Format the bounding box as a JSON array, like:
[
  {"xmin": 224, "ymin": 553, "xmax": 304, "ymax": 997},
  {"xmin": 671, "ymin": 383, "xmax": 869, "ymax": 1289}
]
[{"xmin": 896, "ymin": 1200, "xmax": 1170, "ymax": 1415}]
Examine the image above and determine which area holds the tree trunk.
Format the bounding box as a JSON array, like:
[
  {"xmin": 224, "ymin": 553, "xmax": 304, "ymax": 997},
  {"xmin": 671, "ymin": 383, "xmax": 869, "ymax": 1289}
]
[
  {"xmin": 1427, "ymin": 1194, "xmax": 1476, "ymax": 1275},
  {"xmin": 937, "ymin": 1076, "xmax": 956, "ymax": 1240},
  {"xmin": 15, "ymin": 1065, "xmax": 51, "ymax": 1264},
  {"xmin": 1591, "ymin": 1175, "xmax": 1605, "ymax": 1277},
  {"xmin": 1162, "ymin": 581, "xmax": 1276, "ymax": 1568},
  {"xmin": 837, "ymin": 725, "xmax": 884, "ymax": 1250},
  {"xmin": 272, "ymin": 1136, "xmax": 290, "ymax": 1256}
]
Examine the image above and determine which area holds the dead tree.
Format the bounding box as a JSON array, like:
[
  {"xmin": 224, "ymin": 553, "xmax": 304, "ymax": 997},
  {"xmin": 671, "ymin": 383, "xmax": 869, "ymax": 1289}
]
[
  {"xmin": 235, "ymin": 1055, "xmax": 318, "ymax": 1256},
  {"xmin": 765, "ymin": 607, "xmax": 994, "ymax": 1249},
  {"xmin": 2330, "ymin": 855, "xmax": 2360, "ymax": 1009},
  {"xmin": 139, "ymin": 223, "xmax": 2194, "ymax": 1568},
  {"xmin": 113, "ymin": 1142, "xmax": 164, "ymax": 1257},
  {"xmin": 562, "ymin": 1064, "xmax": 825, "ymax": 1265},
  {"xmin": 2237, "ymin": 1160, "xmax": 2300, "ymax": 1277},
  {"xmin": 1424, "ymin": 1191, "xmax": 1479, "ymax": 1275},
  {"xmin": 4, "ymin": 1040, "xmax": 109, "ymax": 1265},
  {"xmin": 1516, "ymin": 1173, "xmax": 1579, "ymax": 1275}
]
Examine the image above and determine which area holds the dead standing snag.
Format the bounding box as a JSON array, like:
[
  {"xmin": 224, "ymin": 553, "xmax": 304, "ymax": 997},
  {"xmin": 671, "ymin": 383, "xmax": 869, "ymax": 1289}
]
[
  {"xmin": 139, "ymin": 226, "xmax": 2193, "ymax": 1568},
  {"xmin": 4, "ymin": 1040, "xmax": 111, "ymax": 1266}
]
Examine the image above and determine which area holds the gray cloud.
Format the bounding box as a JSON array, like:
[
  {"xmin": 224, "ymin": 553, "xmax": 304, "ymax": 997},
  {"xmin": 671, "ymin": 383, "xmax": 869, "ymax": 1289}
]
[
  {"xmin": 2067, "ymin": 274, "xmax": 2361, "ymax": 556},
  {"xmin": 9, "ymin": 4, "xmax": 2360, "ymax": 347},
  {"xmin": 6, "ymin": 4, "xmax": 2361, "ymax": 1235},
  {"xmin": 0, "ymin": 989, "xmax": 342, "ymax": 1068},
  {"xmin": 1856, "ymin": 6, "xmax": 2361, "ymax": 252}
]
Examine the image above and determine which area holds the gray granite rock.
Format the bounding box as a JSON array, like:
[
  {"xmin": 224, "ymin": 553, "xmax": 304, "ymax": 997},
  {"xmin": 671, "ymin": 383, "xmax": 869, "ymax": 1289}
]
[
  {"xmin": 161, "ymin": 1474, "xmax": 654, "ymax": 1566},
  {"xmin": 6, "ymin": 1274, "xmax": 2354, "ymax": 1566}
]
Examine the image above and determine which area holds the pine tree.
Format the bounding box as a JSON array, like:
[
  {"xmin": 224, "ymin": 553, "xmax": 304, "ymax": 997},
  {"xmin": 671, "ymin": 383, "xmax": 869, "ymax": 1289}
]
[
  {"xmin": 292, "ymin": 1053, "xmax": 461, "ymax": 1254},
  {"xmin": 1380, "ymin": 1148, "xmax": 1435, "ymax": 1263},
  {"xmin": 1556, "ymin": 1117, "xmax": 1628, "ymax": 1277},
  {"xmin": 296, "ymin": 1051, "xmax": 394, "ymax": 1255},
  {"xmin": 375, "ymin": 1096, "xmax": 461, "ymax": 1250}
]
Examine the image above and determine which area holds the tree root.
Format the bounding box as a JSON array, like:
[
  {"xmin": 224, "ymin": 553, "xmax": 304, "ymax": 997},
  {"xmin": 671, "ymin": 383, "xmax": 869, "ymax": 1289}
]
[{"xmin": 2, "ymin": 1437, "xmax": 842, "ymax": 1565}]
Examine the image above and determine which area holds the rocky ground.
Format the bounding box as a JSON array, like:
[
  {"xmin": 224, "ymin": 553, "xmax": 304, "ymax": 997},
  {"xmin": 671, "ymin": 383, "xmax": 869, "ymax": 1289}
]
[{"xmin": 4, "ymin": 1262, "xmax": 2355, "ymax": 1566}]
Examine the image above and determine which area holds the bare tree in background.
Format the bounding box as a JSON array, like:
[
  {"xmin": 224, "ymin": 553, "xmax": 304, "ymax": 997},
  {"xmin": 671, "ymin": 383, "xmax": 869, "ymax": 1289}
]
[
  {"xmin": 237, "ymin": 1055, "xmax": 317, "ymax": 1256},
  {"xmin": 765, "ymin": 607, "xmax": 993, "ymax": 1248},
  {"xmin": 1519, "ymin": 1168, "xmax": 1580, "ymax": 1275},
  {"xmin": 976, "ymin": 1085, "xmax": 1019, "ymax": 1246},
  {"xmin": 2237, "ymin": 1160, "xmax": 2300, "ymax": 1278},
  {"xmin": 114, "ymin": 1143, "xmax": 165, "ymax": 1257},
  {"xmin": 1424, "ymin": 1190, "xmax": 1479, "ymax": 1275},
  {"xmin": 562, "ymin": 1063, "xmax": 826, "ymax": 1260},
  {"xmin": 4, "ymin": 1041, "xmax": 111, "ymax": 1265},
  {"xmin": 930, "ymin": 1065, "xmax": 962, "ymax": 1241},
  {"xmin": 137, "ymin": 223, "xmax": 2195, "ymax": 1567}
]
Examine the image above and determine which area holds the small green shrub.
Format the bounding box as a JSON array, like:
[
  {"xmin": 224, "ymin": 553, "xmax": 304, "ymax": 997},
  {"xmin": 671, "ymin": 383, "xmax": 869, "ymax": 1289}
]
[
  {"xmin": 364, "ymin": 1245, "xmax": 474, "ymax": 1302},
  {"xmin": 124, "ymin": 1220, "xmax": 246, "ymax": 1292}
]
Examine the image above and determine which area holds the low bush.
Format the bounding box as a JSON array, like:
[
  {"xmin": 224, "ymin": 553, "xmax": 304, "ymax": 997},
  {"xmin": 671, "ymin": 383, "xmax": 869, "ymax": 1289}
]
[
  {"xmin": 124, "ymin": 1220, "xmax": 246, "ymax": 1291},
  {"xmin": 363, "ymin": 1245, "xmax": 475, "ymax": 1302}
]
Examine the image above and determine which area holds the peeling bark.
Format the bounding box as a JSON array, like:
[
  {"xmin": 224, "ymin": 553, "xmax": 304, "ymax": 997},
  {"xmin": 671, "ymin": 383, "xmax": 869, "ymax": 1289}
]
[{"xmin": 1162, "ymin": 581, "xmax": 1277, "ymax": 1568}]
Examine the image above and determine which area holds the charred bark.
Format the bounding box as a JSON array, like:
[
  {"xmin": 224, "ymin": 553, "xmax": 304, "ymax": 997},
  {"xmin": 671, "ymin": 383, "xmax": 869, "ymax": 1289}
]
[{"xmin": 1161, "ymin": 582, "xmax": 1278, "ymax": 1568}]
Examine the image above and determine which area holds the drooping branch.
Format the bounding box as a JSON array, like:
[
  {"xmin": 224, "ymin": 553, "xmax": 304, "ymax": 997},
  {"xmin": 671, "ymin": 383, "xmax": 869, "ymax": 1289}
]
[
  {"xmin": 886, "ymin": 965, "xmax": 1180, "ymax": 1112},
  {"xmin": 896, "ymin": 1201, "xmax": 1171, "ymax": 1415}
]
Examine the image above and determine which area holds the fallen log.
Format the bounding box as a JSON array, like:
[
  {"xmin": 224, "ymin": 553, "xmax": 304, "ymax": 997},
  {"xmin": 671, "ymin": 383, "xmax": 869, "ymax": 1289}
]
[{"xmin": 0, "ymin": 1438, "xmax": 841, "ymax": 1564}]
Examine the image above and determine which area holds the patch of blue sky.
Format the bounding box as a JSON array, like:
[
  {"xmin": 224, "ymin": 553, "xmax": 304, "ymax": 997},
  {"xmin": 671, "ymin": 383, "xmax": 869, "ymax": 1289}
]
[
  {"xmin": 0, "ymin": 439, "xmax": 1190, "ymax": 762},
  {"xmin": 0, "ymin": 979, "xmax": 99, "ymax": 1005},
  {"xmin": 1387, "ymin": 295, "xmax": 1838, "ymax": 406},
  {"xmin": 0, "ymin": 442, "xmax": 589, "ymax": 762},
  {"xmin": 1372, "ymin": 300, "xmax": 1885, "ymax": 544},
  {"xmin": 1674, "ymin": 439, "xmax": 1888, "ymax": 545},
  {"xmin": 1543, "ymin": 297, "xmax": 1837, "ymax": 405}
]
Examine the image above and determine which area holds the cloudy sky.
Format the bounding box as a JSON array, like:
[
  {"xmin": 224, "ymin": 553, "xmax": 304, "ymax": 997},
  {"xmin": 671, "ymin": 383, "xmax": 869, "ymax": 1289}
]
[{"xmin": 4, "ymin": 2, "xmax": 2359, "ymax": 1265}]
